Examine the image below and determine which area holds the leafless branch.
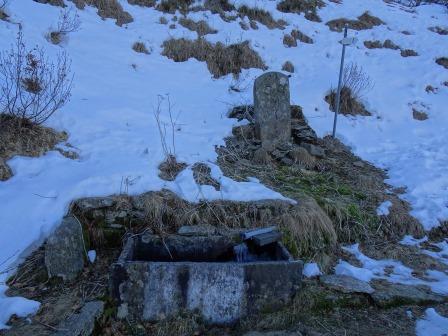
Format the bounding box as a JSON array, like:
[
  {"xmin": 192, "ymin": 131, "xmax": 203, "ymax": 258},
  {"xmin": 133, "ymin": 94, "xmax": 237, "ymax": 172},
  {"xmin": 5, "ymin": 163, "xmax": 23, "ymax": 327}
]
[{"xmin": 0, "ymin": 31, "xmax": 73, "ymax": 126}]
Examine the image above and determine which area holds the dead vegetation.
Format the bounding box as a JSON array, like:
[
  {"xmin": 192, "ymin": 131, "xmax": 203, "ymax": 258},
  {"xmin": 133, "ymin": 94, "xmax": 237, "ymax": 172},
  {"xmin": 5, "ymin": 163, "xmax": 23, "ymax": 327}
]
[
  {"xmin": 364, "ymin": 39, "xmax": 400, "ymax": 50},
  {"xmin": 327, "ymin": 11, "xmax": 384, "ymax": 32},
  {"xmin": 291, "ymin": 29, "xmax": 313, "ymax": 44},
  {"xmin": 282, "ymin": 60, "xmax": 294, "ymax": 73},
  {"xmin": 401, "ymin": 49, "xmax": 418, "ymax": 57},
  {"xmin": 68, "ymin": 0, "xmax": 133, "ymax": 26},
  {"xmin": 277, "ymin": 0, "xmax": 325, "ymax": 22},
  {"xmin": 436, "ymin": 57, "xmax": 448, "ymax": 69},
  {"xmin": 179, "ymin": 17, "xmax": 217, "ymax": 36},
  {"xmin": 34, "ymin": 0, "xmax": 65, "ymax": 6},
  {"xmin": 192, "ymin": 162, "xmax": 220, "ymax": 190},
  {"xmin": 48, "ymin": 8, "xmax": 81, "ymax": 45},
  {"xmin": 283, "ymin": 33, "xmax": 297, "ymax": 47},
  {"xmin": 324, "ymin": 63, "xmax": 373, "ymax": 116},
  {"xmin": 412, "ymin": 108, "xmax": 428, "ymax": 120},
  {"xmin": 237, "ymin": 5, "xmax": 286, "ymax": 29},
  {"xmin": 158, "ymin": 154, "xmax": 187, "ymax": 181},
  {"xmin": 429, "ymin": 26, "xmax": 448, "ymax": 35},
  {"xmin": 161, "ymin": 38, "xmax": 266, "ymax": 78},
  {"xmin": 156, "ymin": 0, "xmax": 194, "ymax": 14},
  {"xmin": 0, "ymin": 0, "xmax": 9, "ymax": 21},
  {"xmin": 132, "ymin": 41, "xmax": 150, "ymax": 54},
  {"xmin": 0, "ymin": 114, "xmax": 68, "ymax": 181},
  {"xmin": 127, "ymin": 0, "xmax": 155, "ymax": 7}
]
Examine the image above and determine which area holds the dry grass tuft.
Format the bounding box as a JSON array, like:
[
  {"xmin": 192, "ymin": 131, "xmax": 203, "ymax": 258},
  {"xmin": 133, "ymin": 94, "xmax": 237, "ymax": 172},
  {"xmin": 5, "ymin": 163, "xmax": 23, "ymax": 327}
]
[
  {"xmin": 291, "ymin": 29, "xmax": 313, "ymax": 44},
  {"xmin": 282, "ymin": 60, "xmax": 294, "ymax": 73},
  {"xmin": 400, "ymin": 49, "xmax": 418, "ymax": 57},
  {"xmin": 283, "ymin": 34, "xmax": 297, "ymax": 47},
  {"xmin": 277, "ymin": 0, "xmax": 325, "ymax": 22},
  {"xmin": 436, "ymin": 57, "xmax": 448, "ymax": 69},
  {"xmin": 237, "ymin": 5, "xmax": 286, "ymax": 29},
  {"xmin": 364, "ymin": 39, "xmax": 400, "ymax": 50},
  {"xmin": 325, "ymin": 88, "xmax": 371, "ymax": 116},
  {"xmin": 127, "ymin": 0, "xmax": 155, "ymax": 7},
  {"xmin": 327, "ymin": 11, "xmax": 383, "ymax": 32},
  {"xmin": 159, "ymin": 16, "xmax": 168, "ymax": 24},
  {"xmin": 192, "ymin": 162, "xmax": 220, "ymax": 190},
  {"xmin": 412, "ymin": 108, "xmax": 428, "ymax": 120},
  {"xmin": 0, "ymin": 114, "xmax": 68, "ymax": 181},
  {"xmin": 288, "ymin": 147, "xmax": 315, "ymax": 169},
  {"xmin": 179, "ymin": 17, "xmax": 217, "ymax": 36},
  {"xmin": 158, "ymin": 154, "xmax": 187, "ymax": 181},
  {"xmin": 429, "ymin": 26, "xmax": 448, "ymax": 35},
  {"xmin": 161, "ymin": 38, "xmax": 266, "ymax": 78},
  {"xmin": 280, "ymin": 196, "xmax": 337, "ymax": 258},
  {"xmin": 69, "ymin": 0, "xmax": 133, "ymax": 26},
  {"xmin": 132, "ymin": 41, "xmax": 150, "ymax": 54},
  {"xmin": 156, "ymin": 0, "xmax": 193, "ymax": 14},
  {"xmin": 34, "ymin": 0, "xmax": 65, "ymax": 6}
]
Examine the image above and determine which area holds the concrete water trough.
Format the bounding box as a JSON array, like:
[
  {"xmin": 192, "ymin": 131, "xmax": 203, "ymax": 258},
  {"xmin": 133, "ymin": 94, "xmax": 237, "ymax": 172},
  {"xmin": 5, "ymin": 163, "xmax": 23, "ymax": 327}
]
[{"xmin": 110, "ymin": 228, "xmax": 303, "ymax": 325}]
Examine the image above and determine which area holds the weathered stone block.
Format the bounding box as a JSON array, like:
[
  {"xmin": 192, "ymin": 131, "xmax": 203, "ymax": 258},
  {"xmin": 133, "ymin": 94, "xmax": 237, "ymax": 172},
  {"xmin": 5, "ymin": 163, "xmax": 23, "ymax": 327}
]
[
  {"xmin": 111, "ymin": 234, "xmax": 302, "ymax": 325},
  {"xmin": 45, "ymin": 216, "xmax": 85, "ymax": 281},
  {"xmin": 254, "ymin": 72, "xmax": 291, "ymax": 150}
]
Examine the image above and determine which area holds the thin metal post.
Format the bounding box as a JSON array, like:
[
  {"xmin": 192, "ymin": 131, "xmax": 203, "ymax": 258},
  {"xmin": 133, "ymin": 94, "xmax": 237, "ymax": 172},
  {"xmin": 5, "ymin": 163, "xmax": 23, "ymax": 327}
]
[{"xmin": 332, "ymin": 24, "xmax": 348, "ymax": 138}]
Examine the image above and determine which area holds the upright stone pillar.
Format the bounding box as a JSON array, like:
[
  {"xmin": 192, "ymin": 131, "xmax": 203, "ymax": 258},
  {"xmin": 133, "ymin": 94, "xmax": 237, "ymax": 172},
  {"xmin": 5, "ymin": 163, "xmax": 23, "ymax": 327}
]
[{"xmin": 254, "ymin": 72, "xmax": 291, "ymax": 150}]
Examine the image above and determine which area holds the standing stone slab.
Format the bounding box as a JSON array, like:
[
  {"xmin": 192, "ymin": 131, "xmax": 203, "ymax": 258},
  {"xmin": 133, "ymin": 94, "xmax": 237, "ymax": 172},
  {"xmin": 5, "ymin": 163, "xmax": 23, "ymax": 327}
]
[
  {"xmin": 254, "ymin": 72, "xmax": 291, "ymax": 149},
  {"xmin": 45, "ymin": 216, "xmax": 85, "ymax": 281}
]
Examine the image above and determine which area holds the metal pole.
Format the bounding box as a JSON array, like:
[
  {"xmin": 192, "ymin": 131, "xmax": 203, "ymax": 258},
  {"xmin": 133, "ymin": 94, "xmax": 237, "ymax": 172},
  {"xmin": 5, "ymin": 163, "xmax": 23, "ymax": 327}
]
[{"xmin": 332, "ymin": 24, "xmax": 348, "ymax": 138}]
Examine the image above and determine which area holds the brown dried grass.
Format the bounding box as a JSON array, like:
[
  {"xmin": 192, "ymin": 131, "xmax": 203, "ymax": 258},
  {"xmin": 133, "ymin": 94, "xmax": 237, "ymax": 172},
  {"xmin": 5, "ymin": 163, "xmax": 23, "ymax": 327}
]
[
  {"xmin": 132, "ymin": 41, "xmax": 150, "ymax": 54},
  {"xmin": 277, "ymin": 0, "xmax": 325, "ymax": 22},
  {"xmin": 237, "ymin": 5, "xmax": 286, "ymax": 29},
  {"xmin": 161, "ymin": 38, "xmax": 266, "ymax": 78},
  {"xmin": 326, "ymin": 11, "xmax": 383, "ymax": 32},
  {"xmin": 179, "ymin": 17, "xmax": 217, "ymax": 36},
  {"xmin": 69, "ymin": 0, "xmax": 133, "ymax": 25}
]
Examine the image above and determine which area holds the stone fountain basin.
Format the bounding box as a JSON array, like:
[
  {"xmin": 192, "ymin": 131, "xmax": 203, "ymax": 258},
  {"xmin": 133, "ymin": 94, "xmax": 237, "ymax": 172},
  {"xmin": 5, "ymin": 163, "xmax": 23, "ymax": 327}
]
[{"xmin": 110, "ymin": 233, "xmax": 302, "ymax": 325}]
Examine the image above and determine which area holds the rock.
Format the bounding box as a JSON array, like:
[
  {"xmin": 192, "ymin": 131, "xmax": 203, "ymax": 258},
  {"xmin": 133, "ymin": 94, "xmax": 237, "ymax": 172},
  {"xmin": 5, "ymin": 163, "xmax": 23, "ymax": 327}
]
[
  {"xmin": 73, "ymin": 197, "xmax": 115, "ymax": 211},
  {"xmin": 53, "ymin": 301, "xmax": 104, "ymax": 336},
  {"xmin": 253, "ymin": 147, "xmax": 271, "ymax": 164},
  {"xmin": 243, "ymin": 332, "xmax": 303, "ymax": 336},
  {"xmin": 300, "ymin": 143, "xmax": 325, "ymax": 158},
  {"xmin": 371, "ymin": 282, "xmax": 446, "ymax": 308},
  {"xmin": 232, "ymin": 124, "xmax": 255, "ymax": 139},
  {"xmin": 178, "ymin": 225, "xmax": 217, "ymax": 236},
  {"xmin": 353, "ymin": 160, "xmax": 365, "ymax": 168},
  {"xmin": 254, "ymin": 72, "xmax": 291, "ymax": 150},
  {"xmin": 281, "ymin": 157, "xmax": 294, "ymax": 166},
  {"xmin": 320, "ymin": 274, "xmax": 374, "ymax": 294},
  {"xmin": 45, "ymin": 216, "xmax": 85, "ymax": 281}
]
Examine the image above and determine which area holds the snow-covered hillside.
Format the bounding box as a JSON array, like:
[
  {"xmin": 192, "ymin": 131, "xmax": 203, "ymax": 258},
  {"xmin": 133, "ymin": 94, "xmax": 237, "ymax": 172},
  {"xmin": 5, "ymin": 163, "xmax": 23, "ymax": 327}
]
[{"xmin": 0, "ymin": 0, "xmax": 447, "ymax": 333}]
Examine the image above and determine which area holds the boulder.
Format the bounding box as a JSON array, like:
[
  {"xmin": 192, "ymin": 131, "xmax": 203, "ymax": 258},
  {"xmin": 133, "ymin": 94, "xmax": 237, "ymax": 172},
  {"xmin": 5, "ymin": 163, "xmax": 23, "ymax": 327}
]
[
  {"xmin": 320, "ymin": 274, "xmax": 374, "ymax": 294},
  {"xmin": 45, "ymin": 216, "xmax": 85, "ymax": 281},
  {"xmin": 371, "ymin": 282, "xmax": 446, "ymax": 308},
  {"xmin": 300, "ymin": 143, "xmax": 325, "ymax": 158},
  {"xmin": 254, "ymin": 72, "xmax": 291, "ymax": 150},
  {"xmin": 53, "ymin": 301, "xmax": 104, "ymax": 336}
]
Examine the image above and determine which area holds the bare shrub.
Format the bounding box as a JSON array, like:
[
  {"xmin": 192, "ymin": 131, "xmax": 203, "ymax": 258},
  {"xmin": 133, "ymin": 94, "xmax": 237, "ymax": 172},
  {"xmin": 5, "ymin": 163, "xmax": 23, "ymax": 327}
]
[
  {"xmin": 0, "ymin": 32, "xmax": 73, "ymax": 126},
  {"xmin": 179, "ymin": 17, "xmax": 217, "ymax": 36},
  {"xmin": 237, "ymin": 5, "xmax": 285, "ymax": 29},
  {"xmin": 282, "ymin": 61, "xmax": 294, "ymax": 73},
  {"xmin": 161, "ymin": 38, "xmax": 266, "ymax": 78},
  {"xmin": 49, "ymin": 8, "xmax": 81, "ymax": 45},
  {"xmin": 277, "ymin": 0, "xmax": 325, "ymax": 22},
  {"xmin": 132, "ymin": 41, "xmax": 150, "ymax": 54},
  {"xmin": 327, "ymin": 11, "xmax": 384, "ymax": 32},
  {"xmin": 325, "ymin": 63, "xmax": 373, "ymax": 116}
]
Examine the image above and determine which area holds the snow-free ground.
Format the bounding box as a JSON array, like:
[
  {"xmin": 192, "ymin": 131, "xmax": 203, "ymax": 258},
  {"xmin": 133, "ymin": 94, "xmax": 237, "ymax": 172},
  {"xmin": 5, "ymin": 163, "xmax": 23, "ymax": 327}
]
[{"xmin": 0, "ymin": 0, "xmax": 448, "ymax": 333}]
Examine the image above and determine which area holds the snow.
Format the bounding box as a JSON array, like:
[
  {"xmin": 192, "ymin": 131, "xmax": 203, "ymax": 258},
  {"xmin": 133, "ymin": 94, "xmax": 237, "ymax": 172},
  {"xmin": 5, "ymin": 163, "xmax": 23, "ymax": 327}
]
[
  {"xmin": 303, "ymin": 262, "xmax": 322, "ymax": 278},
  {"xmin": 416, "ymin": 308, "xmax": 448, "ymax": 336},
  {"xmin": 377, "ymin": 200, "xmax": 393, "ymax": 216},
  {"xmin": 87, "ymin": 250, "xmax": 97, "ymax": 263},
  {"xmin": 335, "ymin": 244, "xmax": 448, "ymax": 295},
  {"xmin": 0, "ymin": 0, "xmax": 447, "ymax": 328}
]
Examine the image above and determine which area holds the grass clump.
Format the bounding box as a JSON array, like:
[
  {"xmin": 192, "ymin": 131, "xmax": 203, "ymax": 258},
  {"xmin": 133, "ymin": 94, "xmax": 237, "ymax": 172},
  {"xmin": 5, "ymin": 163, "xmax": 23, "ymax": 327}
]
[
  {"xmin": 277, "ymin": 0, "xmax": 325, "ymax": 22},
  {"xmin": 156, "ymin": 0, "xmax": 193, "ymax": 14},
  {"xmin": 127, "ymin": 0, "xmax": 155, "ymax": 7},
  {"xmin": 327, "ymin": 11, "xmax": 383, "ymax": 32},
  {"xmin": 237, "ymin": 5, "xmax": 286, "ymax": 29},
  {"xmin": 179, "ymin": 17, "xmax": 217, "ymax": 36},
  {"xmin": 132, "ymin": 41, "xmax": 150, "ymax": 54},
  {"xmin": 162, "ymin": 38, "xmax": 266, "ymax": 78},
  {"xmin": 282, "ymin": 61, "xmax": 294, "ymax": 73},
  {"xmin": 69, "ymin": 0, "xmax": 133, "ymax": 26}
]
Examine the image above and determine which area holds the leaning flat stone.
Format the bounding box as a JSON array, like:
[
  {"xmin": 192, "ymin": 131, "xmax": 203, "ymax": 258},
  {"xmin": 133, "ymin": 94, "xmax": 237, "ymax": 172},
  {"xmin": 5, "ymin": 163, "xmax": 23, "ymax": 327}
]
[
  {"xmin": 371, "ymin": 282, "xmax": 446, "ymax": 307},
  {"xmin": 53, "ymin": 301, "xmax": 104, "ymax": 336},
  {"xmin": 320, "ymin": 274, "xmax": 374, "ymax": 294},
  {"xmin": 45, "ymin": 216, "xmax": 85, "ymax": 281}
]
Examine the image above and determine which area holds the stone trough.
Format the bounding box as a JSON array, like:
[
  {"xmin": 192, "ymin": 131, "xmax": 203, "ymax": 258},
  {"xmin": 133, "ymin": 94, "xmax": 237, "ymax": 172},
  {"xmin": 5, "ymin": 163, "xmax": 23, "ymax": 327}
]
[{"xmin": 110, "ymin": 229, "xmax": 302, "ymax": 325}]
